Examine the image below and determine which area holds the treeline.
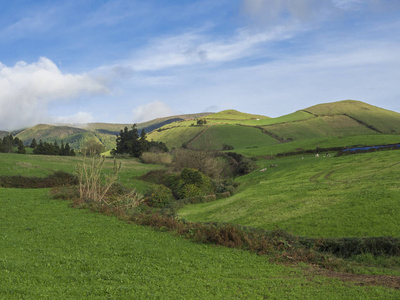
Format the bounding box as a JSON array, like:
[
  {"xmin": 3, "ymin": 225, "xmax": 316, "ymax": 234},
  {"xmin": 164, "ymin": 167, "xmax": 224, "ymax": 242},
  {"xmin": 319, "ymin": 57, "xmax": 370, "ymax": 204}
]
[
  {"xmin": 112, "ymin": 125, "xmax": 168, "ymax": 157},
  {"xmin": 31, "ymin": 138, "xmax": 76, "ymax": 156},
  {"xmin": 0, "ymin": 134, "xmax": 26, "ymax": 154}
]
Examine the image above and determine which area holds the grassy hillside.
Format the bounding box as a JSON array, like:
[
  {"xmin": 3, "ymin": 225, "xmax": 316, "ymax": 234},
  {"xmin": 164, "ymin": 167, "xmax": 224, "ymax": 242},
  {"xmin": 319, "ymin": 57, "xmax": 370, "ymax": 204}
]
[
  {"xmin": 236, "ymin": 134, "xmax": 400, "ymax": 157},
  {"xmin": 190, "ymin": 124, "xmax": 280, "ymax": 150},
  {"xmin": 147, "ymin": 100, "xmax": 400, "ymax": 157},
  {"xmin": 178, "ymin": 150, "xmax": 400, "ymax": 238},
  {"xmin": 305, "ymin": 100, "xmax": 400, "ymax": 133},
  {"xmin": 3, "ymin": 188, "xmax": 398, "ymax": 298},
  {"xmin": 16, "ymin": 124, "xmax": 87, "ymax": 141},
  {"xmin": 261, "ymin": 115, "xmax": 378, "ymax": 141},
  {"xmin": 9, "ymin": 113, "xmax": 213, "ymax": 152},
  {"xmin": 205, "ymin": 109, "xmax": 269, "ymax": 121},
  {"xmin": 5, "ymin": 99, "xmax": 400, "ymax": 156}
]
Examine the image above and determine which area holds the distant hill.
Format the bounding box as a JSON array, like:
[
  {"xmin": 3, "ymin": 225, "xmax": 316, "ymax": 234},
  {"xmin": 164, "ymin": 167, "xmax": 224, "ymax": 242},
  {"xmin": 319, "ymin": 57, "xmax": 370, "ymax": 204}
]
[
  {"xmin": 4, "ymin": 100, "xmax": 400, "ymax": 154},
  {"xmin": 0, "ymin": 131, "xmax": 9, "ymax": 139},
  {"xmin": 11, "ymin": 112, "xmax": 213, "ymax": 151},
  {"xmin": 205, "ymin": 109, "xmax": 269, "ymax": 121},
  {"xmin": 147, "ymin": 100, "xmax": 400, "ymax": 156}
]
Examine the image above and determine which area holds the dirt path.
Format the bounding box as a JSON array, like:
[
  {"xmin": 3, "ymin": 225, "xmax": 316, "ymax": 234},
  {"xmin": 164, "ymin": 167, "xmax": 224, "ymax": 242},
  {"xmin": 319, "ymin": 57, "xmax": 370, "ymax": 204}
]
[{"xmin": 306, "ymin": 266, "xmax": 400, "ymax": 290}]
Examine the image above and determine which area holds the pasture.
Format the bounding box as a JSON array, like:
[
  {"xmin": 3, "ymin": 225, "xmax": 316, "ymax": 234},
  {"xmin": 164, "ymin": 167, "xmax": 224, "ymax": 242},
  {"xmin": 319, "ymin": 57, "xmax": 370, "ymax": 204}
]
[
  {"xmin": 178, "ymin": 150, "xmax": 400, "ymax": 238},
  {"xmin": 1, "ymin": 152, "xmax": 399, "ymax": 297},
  {"xmin": 1, "ymin": 188, "xmax": 399, "ymax": 298}
]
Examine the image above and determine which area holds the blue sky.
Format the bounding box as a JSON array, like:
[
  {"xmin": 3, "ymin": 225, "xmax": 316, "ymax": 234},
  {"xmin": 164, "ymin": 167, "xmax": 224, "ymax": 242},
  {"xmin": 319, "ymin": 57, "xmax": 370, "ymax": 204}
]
[{"xmin": 1, "ymin": 0, "xmax": 400, "ymax": 130}]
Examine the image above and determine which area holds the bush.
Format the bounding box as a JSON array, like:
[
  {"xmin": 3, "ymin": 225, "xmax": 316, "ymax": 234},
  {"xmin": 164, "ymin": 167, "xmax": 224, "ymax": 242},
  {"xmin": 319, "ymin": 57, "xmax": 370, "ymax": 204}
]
[
  {"xmin": 179, "ymin": 184, "xmax": 203, "ymax": 198},
  {"xmin": 0, "ymin": 171, "xmax": 78, "ymax": 189},
  {"xmin": 141, "ymin": 168, "xmax": 224, "ymax": 204},
  {"xmin": 141, "ymin": 152, "xmax": 172, "ymax": 165},
  {"xmin": 223, "ymin": 152, "xmax": 257, "ymax": 175},
  {"xmin": 306, "ymin": 236, "xmax": 400, "ymax": 258},
  {"xmin": 146, "ymin": 185, "xmax": 174, "ymax": 208},
  {"xmin": 172, "ymin": 148, "xmax": 225, "ymax": 179}
]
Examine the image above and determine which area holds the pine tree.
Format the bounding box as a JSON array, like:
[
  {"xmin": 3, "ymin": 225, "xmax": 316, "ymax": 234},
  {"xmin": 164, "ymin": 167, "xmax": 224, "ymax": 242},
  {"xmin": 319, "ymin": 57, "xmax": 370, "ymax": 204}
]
[
  {"xmin": 17, "ymin": 140, "xmax": 26, "ymax": 154},
  {"xmin": 113, "ymin": 124, "xmax": 145, "ymax": 157},
  {"xmin": 30, "ymin": 138, "xmax": 38, "ymax": 148}
]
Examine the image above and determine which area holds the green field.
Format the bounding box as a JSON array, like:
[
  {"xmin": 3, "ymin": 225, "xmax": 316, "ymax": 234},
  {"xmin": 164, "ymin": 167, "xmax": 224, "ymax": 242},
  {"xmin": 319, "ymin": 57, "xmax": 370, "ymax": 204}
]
[
  {"xmin": 2, "ymin": 111, "xmax": 400, "ymax": 298},
  {"xmin": 190, "ymin": 124, "xmax": 280, "ymax": 150},
  {"xmin": 178, "ymin": 150, "xmax": 400, "ymax": 238},
  {"xmin": 2, "ymin": 187, "xmax": 399, "ymax": 298},
  {"xmin": 0, "ymin": 153, "xmax": 161, "ymax": 194}
]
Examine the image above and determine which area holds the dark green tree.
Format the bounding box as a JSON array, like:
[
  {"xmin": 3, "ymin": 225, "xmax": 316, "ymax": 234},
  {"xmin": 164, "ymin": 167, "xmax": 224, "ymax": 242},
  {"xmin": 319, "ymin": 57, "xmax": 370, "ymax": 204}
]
[
  {"xmin": 113, "ymin": 124, "xmax": 143, "ymax": 157},
  {"xmin": 17, "ymin": 139, "xmax": 26, "ymax": 154},
  {"xmin": 30, "ymin": 138, "xmax": 38, "ymax": 148},
  {"xmin": 140, "ymin": 129, "xmax": 150, "ymax": 153}
]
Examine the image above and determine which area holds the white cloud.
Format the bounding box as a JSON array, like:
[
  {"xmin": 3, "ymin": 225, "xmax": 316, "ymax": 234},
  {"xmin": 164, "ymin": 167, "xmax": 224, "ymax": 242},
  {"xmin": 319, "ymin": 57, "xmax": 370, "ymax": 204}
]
[
  {"xmin": 132, "ymin": 101, "xmax": 174, "ymax": 123},
  {"xmin": 126, "ymin": 26, "xmax": 295, "ymax": 72},
  {"xmin": 50, "ymin": 111, "xmax": 94, "ymax": 125},
  {"xmin": 0, "ymin": 57, "xmax": 107, "ymax": 130}
]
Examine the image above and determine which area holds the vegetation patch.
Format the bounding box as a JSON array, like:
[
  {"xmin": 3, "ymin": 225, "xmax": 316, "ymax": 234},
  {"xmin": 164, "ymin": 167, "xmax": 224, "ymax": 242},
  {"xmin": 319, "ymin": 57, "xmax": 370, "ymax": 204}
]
[{"xmin": 0, "ymin": 171, "xmax": 77, "ymax": 188}]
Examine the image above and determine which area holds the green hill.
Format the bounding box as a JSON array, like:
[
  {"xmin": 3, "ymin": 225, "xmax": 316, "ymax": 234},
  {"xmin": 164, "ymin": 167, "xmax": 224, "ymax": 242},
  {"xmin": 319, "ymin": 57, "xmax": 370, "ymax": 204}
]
[
  {"xmin": 304, "ymin": 100, "xmax": 400, "ymax": 133},
  {"xmin": 10, "ymin": 113, "xmax": 212, "ymax": 151},
  {"xmin": 6, "ymin": 100, "xmax": 400, "ymax": 155},
  {"xmin": 205, "ymin": 109, "xmax": 269, "ymax": 121},
  {"xmin": 147, "ymin": 100, "xmax": 400, "ymax": 156}
]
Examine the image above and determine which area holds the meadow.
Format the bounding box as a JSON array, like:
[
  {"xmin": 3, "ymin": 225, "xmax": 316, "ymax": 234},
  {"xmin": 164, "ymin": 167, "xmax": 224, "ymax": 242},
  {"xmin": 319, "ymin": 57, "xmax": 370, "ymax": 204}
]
[
  {"xmin": 1, "ymin": 150, "xmax": 400, "ymax": 297},
  {"xmin": 1, "ymin": 187, "xmax": 398, "ymax": 298},
  {"xmin": 178, "ymin": 150, "xmax": 400, "ymax": 238}
]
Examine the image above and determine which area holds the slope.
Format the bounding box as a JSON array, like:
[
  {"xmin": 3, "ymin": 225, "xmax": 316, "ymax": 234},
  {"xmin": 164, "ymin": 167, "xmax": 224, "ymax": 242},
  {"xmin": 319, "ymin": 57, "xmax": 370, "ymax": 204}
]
[
  {"xmin": 147, "ymin": 100, "xmax": 400, "ymax": 156},
  {"xmin": 178, "ymin": 150, "xmax": 400, "ymax": 238}
]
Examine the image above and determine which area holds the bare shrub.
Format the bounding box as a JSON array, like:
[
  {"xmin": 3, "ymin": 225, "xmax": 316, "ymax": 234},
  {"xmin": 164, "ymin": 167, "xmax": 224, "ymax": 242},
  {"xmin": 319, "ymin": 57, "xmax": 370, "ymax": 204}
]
[
  {"xmin": 75, "ymin": 155, "xmax": 120, "ymax": 203},
  {"xmin": 75, "ymin": 155, "xmax": 144, "ymax": 208},
  {"xmin": 141, "ymin": 152, "xmax": 172, "ymax": 165},
  {"xmin": 172, "ymin": 148, "xmax": 225, "ymax": 179}
]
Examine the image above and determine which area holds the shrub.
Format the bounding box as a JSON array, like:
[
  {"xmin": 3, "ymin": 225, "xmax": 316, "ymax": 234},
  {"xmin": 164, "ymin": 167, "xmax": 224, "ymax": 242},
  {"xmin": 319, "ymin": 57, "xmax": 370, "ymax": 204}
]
[
  {"xmin": 141, "ymin": 152, "xmax": 172, "ymax": 165},
  {"xmin": 223, "ymin": 152, "xmax": 257, "ymax": 175},
  {"xmin": 179, "ymin": 184, "xmax": 203, "ymax": 198},
  {"xmin": 146, "ymin": 185, "xmax": 174, "ymax": 208},
  {"xmin": 172, "ymin": 148, "xmax": 225, "ymax": 179},
  {"xmin": 76, "ymin": 155, "xmax": 122, "ymax": 204},
  {"xmin": 0, "ymin": 171, "xmax": 78, "ymax": 189}
]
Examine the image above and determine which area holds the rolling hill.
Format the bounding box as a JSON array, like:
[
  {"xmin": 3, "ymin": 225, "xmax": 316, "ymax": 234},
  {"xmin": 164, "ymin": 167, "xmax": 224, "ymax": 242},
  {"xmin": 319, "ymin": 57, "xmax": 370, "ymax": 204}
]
[
  {"xmin": 147, "ymin": 100, "xmax": 400, "ymax": 157},
  {"xmin": 3, "ymin": 100, "xmax": 400, "ymax": 154},
  {"xmin": 6, "ymin": 113, "xmax": 212, "ymax": 151}
]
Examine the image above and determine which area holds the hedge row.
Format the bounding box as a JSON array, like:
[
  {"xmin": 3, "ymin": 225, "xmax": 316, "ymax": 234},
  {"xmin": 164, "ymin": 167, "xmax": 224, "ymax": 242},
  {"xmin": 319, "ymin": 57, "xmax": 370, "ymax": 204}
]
[{"xmin": 0, "ymin": 171, "xmax": 78, "ymax": 188}]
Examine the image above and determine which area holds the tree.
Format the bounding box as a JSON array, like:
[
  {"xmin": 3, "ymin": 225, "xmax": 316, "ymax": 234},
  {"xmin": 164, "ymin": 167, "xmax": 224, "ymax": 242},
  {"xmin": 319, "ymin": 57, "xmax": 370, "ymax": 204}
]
[
  {"xmin": 113, "ymin": 124, "xmax": 143, "ymax": 157},
  {"xmin": 197, "ymin": 118, "xmax": 207, "ymax": 126},
  {"xmin": 30, "ymin": 138, "xmax": 38, "ymax": 148},
  {"xmin": 17, "ymin": 139, "xmax": 26, "ymax": 154},
  {"xmin": 140, "ymin": 129, "xmax": 150, "ymax": 153},
  {"xmin": 81, "ymin": 139, "xmax": 105, "ymax": 156},
  {"xmin": 2, "ymin": 134, "xmax": 14, "ymax": 153}
]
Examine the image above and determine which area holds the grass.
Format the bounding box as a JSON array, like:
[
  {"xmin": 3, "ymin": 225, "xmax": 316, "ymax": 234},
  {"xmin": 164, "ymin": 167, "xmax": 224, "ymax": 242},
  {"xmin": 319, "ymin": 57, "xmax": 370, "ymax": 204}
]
[
  {"xmin": 146, "ymin": 100, "xmax": 400, "ymax": 158},
  {"xmin": 190, "ymin": 124, "xmax": 280, "ymax": 150},
  {"xmin": 306, "ymin": 100, "xmax": 400, "ymax": 133},
  {"xmin": 204, "ymin": 109, "xmax": 269, "ymax": 121},
  {"xmin": 0, "ymin": 153, "xmax": 162, "ymax": 194},
  {"xmin": 261, "ymin": 115, "xmax": 377, "ymax": 141},
  {"xmin": 236, "ymin": 134, "xmax": 400, "ymax": 157},
  {"xmin": 178, "ymin": 150, "xmax": 400, "ymax": 238},
  {"xmin": 1, "ymin": 188, "xmax": 399, "ymax": 299},
  {"xmin": 147, "ymin": 121, "xmax": 205, "ymax": 149}
]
